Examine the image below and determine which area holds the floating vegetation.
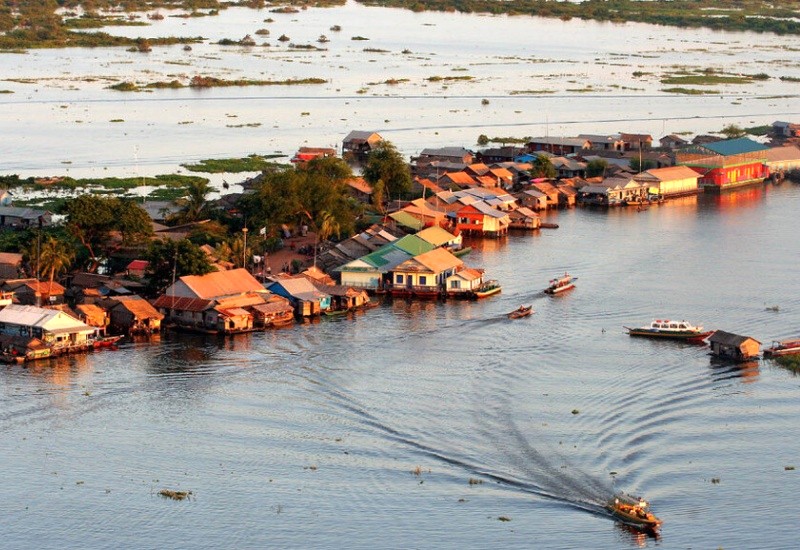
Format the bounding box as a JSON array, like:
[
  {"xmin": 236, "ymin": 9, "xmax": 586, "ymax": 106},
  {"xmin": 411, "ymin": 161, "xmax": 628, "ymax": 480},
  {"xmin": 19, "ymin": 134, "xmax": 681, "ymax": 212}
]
[
  {"xmin": 498, "ymin": 516, "xmax": 511, "ymax": 522},
  {"xmin": 158, "ymin": 489, "xmax": 192, "ymax": 501},
  {"xmin": 660, "ymin": 74, "xmax": 755, "ymax": 85},
  {"xmin": 363, "ymin": 48, "xmax": 390, "ymax": 53},
  {"xmin": 351, "ymin": 36, "xmax": 369, "ymax": 41},
  {"xmin": 662, "ymin": 87, "xmax": 720, "ymax": 95},
  {"xmin": 109, "ymin": 119, "xmax": 124, "ymax": 123},
  {"xmin": 330, "ymin": 25, "xmax": 342, "ymax": 32},
  {"xmin": 509, "ymin": 89, "xmax": 555, "ymax": 95},
  {"xmin": 181, "ymin": 154, "xmax": 285, "ymax": 173},
  {"xmin": 468, "ymin": 478, "xmax": 483, "ymax": 485},
  {"xmin": 0, "ymin": 89, "xmax": 13, "ymax": 94},
  {"xmin": 785, "ymin": 466, "xmax": 796, "ymax": 471},
  {"xmin": 108, "ymin": 76, "xmax": 326, "ymax": 92},
  {"xmin": 780, "ymin": 76, "xmax": 800, "ymax": 82},
  {"xmin": 426, "ymin": 75, "xmax": 473, "ymax": 82},
  {"xmin": 775, "ymin": 354, "xmax": 800, "ymax": 373},
  {"xmin": 711, "ymin": 477, "xmax": 721, "ymax": 484},
  {"xmin": 226, "ymin": 122, "xmax": 262, "ymax": 128}
]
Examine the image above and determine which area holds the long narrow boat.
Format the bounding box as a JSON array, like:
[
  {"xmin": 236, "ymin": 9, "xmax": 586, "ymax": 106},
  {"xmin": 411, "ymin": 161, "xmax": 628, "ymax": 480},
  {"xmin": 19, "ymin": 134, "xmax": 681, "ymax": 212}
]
[
  {"xmin": 544, "ymin": 273, "xmax": 576, "ymax": 294},
  {"xmin": 607, "ymin": 494, "xmax": 662, "ymax": 531},
  {"xmin": 763, "ymin": 339, "xmax": 800, "ymax": 357},
  {"xmin": 473, "ymin": 280, "xmax": 501, "ymax": 299},
  {"xmin": 624, "ymin": 319, "xmax": 712, "ymax": 340}
]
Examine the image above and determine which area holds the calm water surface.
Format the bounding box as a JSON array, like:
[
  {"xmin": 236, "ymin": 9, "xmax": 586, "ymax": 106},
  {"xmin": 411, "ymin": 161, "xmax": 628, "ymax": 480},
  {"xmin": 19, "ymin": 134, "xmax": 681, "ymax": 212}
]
[
  {"xmin": 2, "ymin": 1, "xmax": 799, "ymax": 181},
  {"xmin": 3, "ymin": 183, "xmax": 800, "ymax": 548}
]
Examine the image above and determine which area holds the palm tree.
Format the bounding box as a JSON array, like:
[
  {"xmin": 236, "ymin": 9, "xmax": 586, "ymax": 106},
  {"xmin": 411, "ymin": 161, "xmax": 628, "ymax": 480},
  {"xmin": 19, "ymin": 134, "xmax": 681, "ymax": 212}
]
[
  {"xmin": 311, "ymin": 210, "xmax": 340, "ymax": 268},
  {"xmin": 177, "ymin": 179, "xmax": 212, "ymax": 223},
  {"xmin": 38, "ymin": 235, "xmax": 74, "ymax": 304}
]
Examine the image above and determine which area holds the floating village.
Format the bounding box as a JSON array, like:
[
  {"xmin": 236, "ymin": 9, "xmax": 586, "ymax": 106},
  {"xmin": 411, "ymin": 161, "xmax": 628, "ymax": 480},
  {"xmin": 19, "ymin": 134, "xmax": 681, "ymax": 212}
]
[{"xmin": 2, "ymin": 121, "xmax": 800, "ymax": 378}]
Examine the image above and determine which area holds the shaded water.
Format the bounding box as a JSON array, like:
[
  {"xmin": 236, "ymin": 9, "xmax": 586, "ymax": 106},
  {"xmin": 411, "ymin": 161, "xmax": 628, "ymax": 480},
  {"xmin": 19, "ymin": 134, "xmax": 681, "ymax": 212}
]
[{"xmin": 3, "ymin": 183, "xmax": 800, "ymax": 548}]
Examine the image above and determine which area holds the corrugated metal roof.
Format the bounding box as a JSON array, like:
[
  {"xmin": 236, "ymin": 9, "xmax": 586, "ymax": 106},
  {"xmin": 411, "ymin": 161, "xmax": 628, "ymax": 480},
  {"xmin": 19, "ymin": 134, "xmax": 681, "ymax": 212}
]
[
  {"xmin": 702, "ymin": 137, "xmax": 768, "ymax": 156},
  {"xmin": 709, "ymin": 329, "xmax": 760, "ymax": 346},
  {"xmin": 392, "ymin": 235, "xmax": 436, "ymax": 257},
  {"xmin": 0, "ymin": 304, "xmax": 90, "ymax": 331},
  {"xmin": 110, "ymin": 297, "xmax": 164, "ymax": 320},
  {"xmin": 269, "ymin": 278, "xmax": 329, "ymax": 299},
  {"xmin": 411, "ymin": 248, "xmax": 463, "ymax": 273},
  {"xmin": 765, "ymin": 145, "xmax": 800, "ymax": 163},
  {"xmin": 416, "ymin": 226, "xmax": 457, "ymax": 247},
  {"xmin": 389, "ymin": 211, "xmax": 424, "ymax": 231},
  {"xmin": 640, "ymin": 166, "xmax": 701, "ymax": 182},
  {"xmin": 152, "ymin": 295, "xmax": 212, "ymax": 312},
  {"xmin": 178, "ymin": 268, "xmax": 264, "ymax": 299}
]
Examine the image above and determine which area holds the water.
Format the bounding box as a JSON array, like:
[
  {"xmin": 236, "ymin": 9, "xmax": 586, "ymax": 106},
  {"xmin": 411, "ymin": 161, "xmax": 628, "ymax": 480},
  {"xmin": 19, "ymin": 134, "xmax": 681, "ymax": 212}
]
[
  {"xmin": 2, "ymin": 2, "xmax": 800, "ymax": 182},
  {"xmin": 2, "ymin": 183, "xmax": 800, "ymax": 548}
]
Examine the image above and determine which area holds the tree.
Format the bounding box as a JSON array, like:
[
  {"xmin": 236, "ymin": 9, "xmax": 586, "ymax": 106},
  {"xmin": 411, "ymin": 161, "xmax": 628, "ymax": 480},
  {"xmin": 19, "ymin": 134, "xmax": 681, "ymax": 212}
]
[
  {"xmin": 629, "ymin": 158, "xmax": 657, "ymax": 172},
  {"xmin": 144, "ymin": 238, "xmax": 215, "ymax": 297},
  {"xmin": 586, "ymin": 159, "xmax": 608, "ymax": 178},
  {"xmin": 477, "ymin": 134, "xmax": 489, "ymax": 146},
  {"xmin": 530, "ymin": 154, "xmax": 556, "ymax": 179},
  {"xmin": 38, "ymin": 235, "xmax": 74, "ymax": 301},
  {"xmin": 371, "ymin": 179, "xmax": 386, "ymax": 214},
  {"xmin": 63, "ymin": 195, "xmax": 152, "ymax": 271},
  {"xmin": 720, "ymin": 124, "xmax": 746, "ymax": 139},
  {"xmin": 362, "ymin": 141, "xmax": 412, "ymax": 199},
  {"xmin": 173, "ymin": 178, "xmax": 212, "ymax": 223}
]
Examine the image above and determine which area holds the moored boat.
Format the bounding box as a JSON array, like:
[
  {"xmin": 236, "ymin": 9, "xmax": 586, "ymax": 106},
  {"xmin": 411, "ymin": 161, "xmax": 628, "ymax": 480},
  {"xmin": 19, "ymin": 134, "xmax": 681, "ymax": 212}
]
[
  {"xmin": 544, "ymin": 273, "xmax": 576, "ymax": 294},
  {"xmin": 508, "ymin": 305, "xmax": 533, "ymax": 319},
  {"xmin": 92, "ymin": 335, "xmax": 123, "ymax": 348},
  {"xmin": 607, "ymin": 494, "xmax": 662, "ymax": 531},
  {"xmin": 625, "ymin": 319, "xmax": 712, "ymax": 340},
  {"xmin": 473, "ymin": 280, "xmax": 501, "ymax": 299},
  {"xmin": 763, "ymin": 339, "xmax": 800, "ymax": 358}
]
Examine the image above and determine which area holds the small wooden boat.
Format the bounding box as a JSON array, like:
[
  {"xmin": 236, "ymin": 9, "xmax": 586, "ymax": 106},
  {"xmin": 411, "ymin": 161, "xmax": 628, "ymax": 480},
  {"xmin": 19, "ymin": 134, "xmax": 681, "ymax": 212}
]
[
  {"xmin": 508, "ymin": 305, "xmax": 533, "ymax": 319},
  {"xmin": 92, "ymin": 335, "xmax": 123, "ymax": 348},
  {"xmin": 473, "ymin": 280, "xmax": 501, "ymax": 299},
  {"xmin": 763, "ymin": 339, "xmax": 800, "ymax": 358},
  {"xmin": 544, "ymin": 273, "xmax": 576, "ymax": 294},
  {"xmin": 625, "ymin": 319, "xmax": 712, "ymax": 340},
  {"xmin": 607, "ymin": 494, "xmax": 662, "ymax": 531}
]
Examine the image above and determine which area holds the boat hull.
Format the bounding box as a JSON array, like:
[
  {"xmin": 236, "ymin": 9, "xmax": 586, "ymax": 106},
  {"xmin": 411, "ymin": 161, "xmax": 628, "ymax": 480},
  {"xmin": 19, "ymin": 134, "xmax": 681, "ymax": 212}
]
[
  {"xmin": 508, "ymin": 306, "xmax": 533, "ymax": 319},
  {"xmin": 544, "ymin": 282, "xmax": 575, "ymax": 294},
  {"xmin": 763, "ymin": 340, "xmax": 800, "ymax": 357},
  {"xmin": 473, "ymin": 287, "xmax": 501, "ymax": 299},
  {"xmin": 626, "ymin": 328, "xmax": 713, "ymax": 340}
]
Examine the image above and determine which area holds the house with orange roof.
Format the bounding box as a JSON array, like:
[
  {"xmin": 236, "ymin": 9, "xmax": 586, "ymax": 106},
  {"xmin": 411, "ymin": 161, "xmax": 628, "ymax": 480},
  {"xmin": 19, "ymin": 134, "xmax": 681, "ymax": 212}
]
[
  {"xmin": 465, "ymin": 163, "xmax": 491, "ymax": 177},
  {"xmin": 291, "ymin": 147, "xmax": 336, "ymax": 165},
  {"xmin": 389, "ymin": 247, "xmax": 464, "ymax": 298},
  {"xmin": 0, "ymin": 278, "xmax": 65, "ymax": 306},
  {"xmin": 445, "ymin": 268, "xmax": 485, "ymax": 298},
  {"xmin": 455, "ymin": 202, "xmax": 510, "ymax": 237},
  {"xmin": 487, "ymin": 167, "xmax": 514, "ymax": 188},
  {"xmin": 102, "ymin": 295, "xmax": 164, "ymax": 334},
  {"xmin": 346, "ymin": 177, "xmax": 373, "ymax": 203},
  {"xmin": 155, "ymin": 268, "xmax": 271, "ymax": 333},
  {"xmin": 438, "ymin": 171, "xmax": 477, "ymax": 190}
]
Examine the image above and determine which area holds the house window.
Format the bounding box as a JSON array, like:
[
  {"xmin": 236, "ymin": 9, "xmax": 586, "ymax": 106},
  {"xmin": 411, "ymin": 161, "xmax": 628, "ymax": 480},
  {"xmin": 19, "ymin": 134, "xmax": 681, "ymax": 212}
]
[
  {"xmin": 451, "ymin": 280, "xmax": 460, "ymax": 289},
  {"xmin": 396, "ymin": 274, "xmax": 404, "ymax": 284},
  {"xmin": 419, "ymin": 276, "xmax": 427, "ymax": 285}
]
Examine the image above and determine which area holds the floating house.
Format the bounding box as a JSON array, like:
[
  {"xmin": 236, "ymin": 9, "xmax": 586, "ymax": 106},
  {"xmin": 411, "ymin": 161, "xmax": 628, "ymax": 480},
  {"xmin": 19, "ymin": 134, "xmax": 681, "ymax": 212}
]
[
  {"xmin": 102, "ymin": 295, "xmax": 164, "ymax": 334},
  {"xmin": 508, "ymin": 206, "xmax": 541, "ymax": 230},
  {"xmin": 389, "ymin": 248, "xmax": 463, "ymax": 298},
  {"xmin": 633, "ymin": 166, "xmax": 701, "ymax": 198},
  {"xmin": 0, "ymin": 252, "xmax": 23, "ymax": 279},
  {"xmin": 336, "ymin": 235, "xmax": 434, "ymax": 291},
  {"xmin": 342, "ymin": 131, "xmax": 383, "ymax": 162},
  {"xmin": 526, "ymin": 137, "xmax": 591, "ymax": 156},
  {"xmin": 0, "ymin": 206, "xmax": 52, "ymax": 229},
  {"xmin": 266, "ymin": 277, "xmax": 331, "ymax": 317},
  {"xmin": 455, "ymin": 202, "xmax": 510, "ymax": 237},
  {"xmin": 416, "ymin": 226, "xmax": 463, "ymax": 251},
  {"xmin": 708, "ymin": 330, "xmax": 761, "ymax": 362},
  {"xmin": 676, "ymin": 137, "xmax": 768, "ymax": 191},
  {"xmin": 0, "ymin": 304, "xmax": 95, "ymax": 358},
  {"xmin": 445, "ymin": 268, "xmax": 485, "ymax": 297}
]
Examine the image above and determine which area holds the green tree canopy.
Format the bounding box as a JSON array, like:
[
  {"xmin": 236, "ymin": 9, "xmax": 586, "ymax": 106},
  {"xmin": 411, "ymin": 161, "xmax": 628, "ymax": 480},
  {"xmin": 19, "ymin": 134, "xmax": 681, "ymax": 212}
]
[
  {"xmin": 362, "ymin": 140, "xmax": 412, "ymax": 199},
  {"xmin": 586, "ymin": 159, "xmax": 608, "ymax": 178},
  {"xmin": 144, "ymin": 238, "xmax": 215, "ymax": 297},
  {"xmin": 720, "ymin": 124, "xmax": 746, "ymax": 139},
  {"xmin": 530, "ymin": 154, "xmax": 556, "ymax": 179},
  {"xmin": 62, "ymin": 195, "xmax": 153, "ymax": 272},
  {"xmin": 629, "ymin": 158, "xmax": 657, "ymax": 172}
]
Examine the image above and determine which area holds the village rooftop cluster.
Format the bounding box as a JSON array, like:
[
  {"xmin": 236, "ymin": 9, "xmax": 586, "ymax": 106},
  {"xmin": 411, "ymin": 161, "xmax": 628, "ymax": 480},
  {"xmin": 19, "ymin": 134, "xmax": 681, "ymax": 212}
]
[{"xmin": 1, "ymin": 122, "xmax": 800, "ymax": 364}]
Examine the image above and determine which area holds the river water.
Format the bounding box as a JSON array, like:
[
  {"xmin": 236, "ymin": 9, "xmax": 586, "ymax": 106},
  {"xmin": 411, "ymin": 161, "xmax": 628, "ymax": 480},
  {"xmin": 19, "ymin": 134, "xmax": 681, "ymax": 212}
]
[
  {"xmin": 2, "ymin": 1, "xmax": 799, "ymax": 183},
  {"xmin": 3, "ymin": 182, "xmax": 800, "ymax": 549}
]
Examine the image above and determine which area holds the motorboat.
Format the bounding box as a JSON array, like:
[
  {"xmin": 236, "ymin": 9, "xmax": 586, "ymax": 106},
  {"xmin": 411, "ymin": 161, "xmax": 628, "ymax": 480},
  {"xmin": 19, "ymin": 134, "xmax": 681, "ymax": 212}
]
[
  {"xmin": 763, "ymin": 339, "xmax": 800, "ymax": 358},
  {"xmin": 625, "ymin": 319, "xmax": 712, "ymax": 340},
  {"xmin": 607, "ymin": 494, "xmax": 662, "ymax": 531},
  {"xmin": 544, "ymin": 273, "xmax": 576, "ymax": 295}
]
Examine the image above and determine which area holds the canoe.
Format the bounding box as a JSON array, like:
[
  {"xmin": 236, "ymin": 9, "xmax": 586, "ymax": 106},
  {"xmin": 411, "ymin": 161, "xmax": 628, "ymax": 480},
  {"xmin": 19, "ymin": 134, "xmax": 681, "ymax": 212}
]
[
  {"xmin": 508, "ymin": 305, "xmax": 533, "ymax": 319},
  {"xmin": 473, "ymin": 280, "xmax": 501, "ymax": 299},
  {"xmin": 763, "ymin": 339, "xmax": 800, "ymax": 357}
]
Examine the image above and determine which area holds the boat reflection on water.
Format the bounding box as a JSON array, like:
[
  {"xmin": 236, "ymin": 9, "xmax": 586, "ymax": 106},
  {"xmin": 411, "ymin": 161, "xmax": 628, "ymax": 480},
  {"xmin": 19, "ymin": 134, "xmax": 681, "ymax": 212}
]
[
  {"xmin": 709, "ymin": 359, "xmax": 760, "ymax": 384},
  {"xmin": 614, "ymin": 522, "xmax": 661, "ymax": 547}
]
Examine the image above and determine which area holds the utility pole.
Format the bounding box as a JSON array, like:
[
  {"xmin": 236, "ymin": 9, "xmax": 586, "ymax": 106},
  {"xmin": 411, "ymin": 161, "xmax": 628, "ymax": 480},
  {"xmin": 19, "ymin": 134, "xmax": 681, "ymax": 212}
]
[{"xmin": 242, "ymin": 227, "xmax": 248, "ymax": 271}]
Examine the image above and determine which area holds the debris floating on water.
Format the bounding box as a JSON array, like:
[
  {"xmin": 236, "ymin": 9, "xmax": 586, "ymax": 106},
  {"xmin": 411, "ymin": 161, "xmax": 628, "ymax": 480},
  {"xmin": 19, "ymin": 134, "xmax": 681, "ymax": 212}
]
[{"xmin": 158, "ymin": 489, "xmax": 192, "ymax": 500}]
